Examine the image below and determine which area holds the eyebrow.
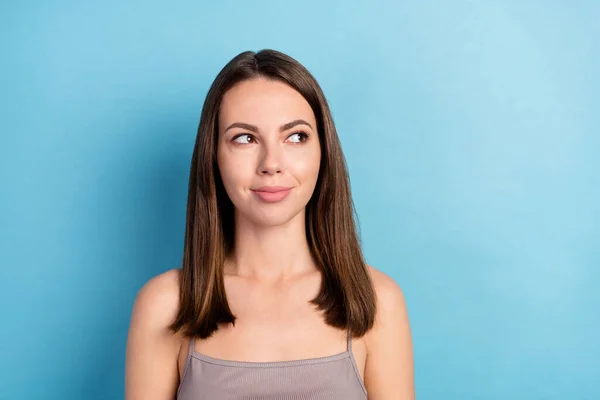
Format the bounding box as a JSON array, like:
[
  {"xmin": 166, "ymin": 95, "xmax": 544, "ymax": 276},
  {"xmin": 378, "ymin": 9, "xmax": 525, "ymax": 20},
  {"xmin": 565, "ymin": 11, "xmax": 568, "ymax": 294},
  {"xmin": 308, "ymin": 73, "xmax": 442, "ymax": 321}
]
[{"xmin": 224, "ymin": 119, "xmax": 313, "ymax": 134}]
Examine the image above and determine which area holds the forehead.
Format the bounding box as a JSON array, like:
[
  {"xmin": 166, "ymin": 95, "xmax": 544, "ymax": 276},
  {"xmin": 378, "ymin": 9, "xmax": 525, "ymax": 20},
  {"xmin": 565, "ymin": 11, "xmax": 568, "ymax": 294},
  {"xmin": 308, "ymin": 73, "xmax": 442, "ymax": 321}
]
[{"xmin": 218, "ymin": 77, "xmax": 316, "ymax": 130}]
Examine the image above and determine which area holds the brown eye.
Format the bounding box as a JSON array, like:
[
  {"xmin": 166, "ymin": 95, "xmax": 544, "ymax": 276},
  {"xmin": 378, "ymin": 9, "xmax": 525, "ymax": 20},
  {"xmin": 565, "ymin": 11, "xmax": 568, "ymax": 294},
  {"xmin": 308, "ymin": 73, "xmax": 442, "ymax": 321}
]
[
  {"xmin": 288, "ymin": 131, "xmax": 309, "ymax": 143},
  {"xmin": 232, "ymin": 134, "xmax": 255, "ymax": 144}
]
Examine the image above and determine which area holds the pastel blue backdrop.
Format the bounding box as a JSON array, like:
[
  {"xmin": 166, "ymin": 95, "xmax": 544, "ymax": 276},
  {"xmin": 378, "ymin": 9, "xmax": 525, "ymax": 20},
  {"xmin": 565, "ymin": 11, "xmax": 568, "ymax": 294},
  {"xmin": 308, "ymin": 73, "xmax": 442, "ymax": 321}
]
[{"xmin": 1, "ymin": 1, "xmax": 598, "ymax": 399}]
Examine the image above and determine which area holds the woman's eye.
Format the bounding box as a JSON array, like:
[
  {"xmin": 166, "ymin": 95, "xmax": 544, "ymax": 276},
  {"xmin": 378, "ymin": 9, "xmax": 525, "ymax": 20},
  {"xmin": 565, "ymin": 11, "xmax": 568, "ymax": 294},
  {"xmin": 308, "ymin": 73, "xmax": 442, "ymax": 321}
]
[
  {"xmin": 232, "ymin": 132, "xmax": 308, "ymax": 144},
  {"xmin": 288, "ymin": 132, "xmax": 309, "ymax": 143},
  {"xmin": 232, "ymin": 134, "xmax": 255, "ymax": 144}
]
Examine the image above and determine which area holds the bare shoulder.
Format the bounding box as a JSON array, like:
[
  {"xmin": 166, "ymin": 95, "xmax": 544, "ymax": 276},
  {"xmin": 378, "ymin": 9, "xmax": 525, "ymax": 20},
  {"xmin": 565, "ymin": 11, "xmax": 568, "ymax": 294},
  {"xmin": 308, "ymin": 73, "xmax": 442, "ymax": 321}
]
[
  {"xmin": 130, "ymin": 268, "xmax": 181, "ymax": 328},
  {"xmin": 125, "ymin": 268, "xmax": 183, "ymax": 400},
  {"xmin": 364, "ymin": 265, "xmax": 415, "ymax": 399},
  {"xmin": 367, "ymin": 264, "xmax": 408, "ymax": 318}
]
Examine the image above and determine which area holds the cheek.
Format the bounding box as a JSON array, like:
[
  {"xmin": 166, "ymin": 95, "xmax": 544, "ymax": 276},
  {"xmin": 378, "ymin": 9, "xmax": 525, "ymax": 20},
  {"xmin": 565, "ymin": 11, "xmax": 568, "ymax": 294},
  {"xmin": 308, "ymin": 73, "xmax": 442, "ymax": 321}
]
[
  {"xmin": 291, "ymin": 148, "xmax": 321, "ymax": 181},
  {"xmin": 218, "ymin": 152, "xmax": 253, "ymax": 193}
]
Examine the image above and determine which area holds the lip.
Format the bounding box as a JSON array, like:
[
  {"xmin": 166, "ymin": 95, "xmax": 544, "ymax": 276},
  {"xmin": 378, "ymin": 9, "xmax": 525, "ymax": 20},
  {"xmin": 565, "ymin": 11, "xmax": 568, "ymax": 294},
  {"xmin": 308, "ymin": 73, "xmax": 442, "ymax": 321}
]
[
  {"xmin": 253, "ymin": 186, "xmax": 293, "ymax": 193},
  {"xmin": 251, "ymin": 186, "xmax": 293, "ymax": 203}
]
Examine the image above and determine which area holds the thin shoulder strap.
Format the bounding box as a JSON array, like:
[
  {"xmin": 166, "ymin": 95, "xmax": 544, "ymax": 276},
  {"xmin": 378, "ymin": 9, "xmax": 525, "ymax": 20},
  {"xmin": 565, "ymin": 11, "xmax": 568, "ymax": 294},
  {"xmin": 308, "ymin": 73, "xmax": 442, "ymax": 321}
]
[
  {"xmin": 188, "ymin": 336, "xmax": 196, "ymax": 355},
  {"xmin": 347, "ymin": 327, "xmax": 353, "ymax": 352}
]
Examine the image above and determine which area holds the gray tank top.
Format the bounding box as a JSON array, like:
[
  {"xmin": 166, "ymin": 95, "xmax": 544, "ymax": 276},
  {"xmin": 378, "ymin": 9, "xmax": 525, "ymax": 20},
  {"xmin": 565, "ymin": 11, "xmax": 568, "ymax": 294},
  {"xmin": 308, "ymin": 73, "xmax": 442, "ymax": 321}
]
[{"xmin": 176, "ymin": 329, "xmax": 367, "ymax": 399}]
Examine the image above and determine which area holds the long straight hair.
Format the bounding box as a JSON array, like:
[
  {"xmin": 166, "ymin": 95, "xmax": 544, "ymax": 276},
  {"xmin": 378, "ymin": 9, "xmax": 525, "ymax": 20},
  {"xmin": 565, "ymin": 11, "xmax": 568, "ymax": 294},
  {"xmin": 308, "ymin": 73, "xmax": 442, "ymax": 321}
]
[{"xmin": 169, "ymin": 49, "xmax": 376, "ymax": 339}]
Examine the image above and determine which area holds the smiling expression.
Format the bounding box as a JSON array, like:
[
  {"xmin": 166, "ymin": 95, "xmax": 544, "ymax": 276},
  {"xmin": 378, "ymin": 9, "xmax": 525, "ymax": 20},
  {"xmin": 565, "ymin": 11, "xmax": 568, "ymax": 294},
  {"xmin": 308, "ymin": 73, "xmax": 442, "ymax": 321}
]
[{"xmin": 216, "ymin": 77, "xmax": 322, "ymax": 226}]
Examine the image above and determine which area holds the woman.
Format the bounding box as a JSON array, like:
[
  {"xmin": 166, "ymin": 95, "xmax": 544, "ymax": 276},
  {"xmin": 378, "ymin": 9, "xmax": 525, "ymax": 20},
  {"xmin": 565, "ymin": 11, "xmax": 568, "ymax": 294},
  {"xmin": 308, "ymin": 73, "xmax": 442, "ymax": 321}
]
[{"xmin": 125, "ymin": 49, "xmax": 414, "ymax": 399}]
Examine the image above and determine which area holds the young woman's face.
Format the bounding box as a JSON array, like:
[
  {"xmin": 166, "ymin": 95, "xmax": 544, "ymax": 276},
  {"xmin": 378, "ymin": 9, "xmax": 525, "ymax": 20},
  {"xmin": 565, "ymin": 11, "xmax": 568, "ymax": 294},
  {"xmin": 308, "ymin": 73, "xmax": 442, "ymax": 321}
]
[{"xmin": 217, "ymin": 77, "xmax": 321, "ymax": 226}]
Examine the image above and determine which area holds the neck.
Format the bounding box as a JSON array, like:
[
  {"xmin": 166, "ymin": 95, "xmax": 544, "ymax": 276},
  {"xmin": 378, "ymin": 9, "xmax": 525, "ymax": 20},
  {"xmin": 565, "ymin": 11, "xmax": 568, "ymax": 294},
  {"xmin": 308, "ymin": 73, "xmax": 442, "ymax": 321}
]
[{"xmin": 225, "ymin": 209, "xmax": 317, "ymax": 283}]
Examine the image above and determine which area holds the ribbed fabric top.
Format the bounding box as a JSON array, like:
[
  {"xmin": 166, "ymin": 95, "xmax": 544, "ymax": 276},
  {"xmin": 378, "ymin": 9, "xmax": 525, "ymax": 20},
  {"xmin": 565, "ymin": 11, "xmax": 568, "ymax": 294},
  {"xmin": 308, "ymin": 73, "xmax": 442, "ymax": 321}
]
[{"xmin": 176, "ymin": 329, "xmax": 367, "ymax": 400}]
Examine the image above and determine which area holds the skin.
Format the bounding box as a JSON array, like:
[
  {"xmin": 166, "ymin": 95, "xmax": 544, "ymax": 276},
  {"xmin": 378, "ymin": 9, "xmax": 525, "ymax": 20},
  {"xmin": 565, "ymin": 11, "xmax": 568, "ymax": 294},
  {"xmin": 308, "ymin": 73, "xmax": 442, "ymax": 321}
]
[{"xmin": 125, "ymin": 77, "xmax": 414, "ymax": 399}]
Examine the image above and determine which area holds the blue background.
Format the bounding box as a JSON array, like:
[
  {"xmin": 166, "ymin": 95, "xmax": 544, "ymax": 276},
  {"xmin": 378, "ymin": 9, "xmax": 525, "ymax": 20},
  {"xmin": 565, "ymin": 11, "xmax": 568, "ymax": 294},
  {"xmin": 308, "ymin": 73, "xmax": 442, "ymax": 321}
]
[{"xmin": 1, "ymin": 1, "xmax": 598, "ymax": 399}]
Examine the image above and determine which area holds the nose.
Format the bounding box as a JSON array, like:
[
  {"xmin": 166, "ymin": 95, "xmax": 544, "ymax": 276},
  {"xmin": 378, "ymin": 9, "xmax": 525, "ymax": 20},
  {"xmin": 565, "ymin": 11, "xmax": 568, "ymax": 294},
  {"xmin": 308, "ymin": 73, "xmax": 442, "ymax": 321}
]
[{"xmin": 257, "ymin": 141, "xmax": 283, "ymax": 175}]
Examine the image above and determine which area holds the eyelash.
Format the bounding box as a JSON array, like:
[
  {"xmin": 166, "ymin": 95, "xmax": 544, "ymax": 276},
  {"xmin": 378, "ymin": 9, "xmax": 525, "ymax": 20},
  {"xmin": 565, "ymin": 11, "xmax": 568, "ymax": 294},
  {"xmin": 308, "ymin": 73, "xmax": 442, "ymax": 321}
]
[{"xmin": 232, "ymin": 131, "xmax": 310, "ymax": 144}]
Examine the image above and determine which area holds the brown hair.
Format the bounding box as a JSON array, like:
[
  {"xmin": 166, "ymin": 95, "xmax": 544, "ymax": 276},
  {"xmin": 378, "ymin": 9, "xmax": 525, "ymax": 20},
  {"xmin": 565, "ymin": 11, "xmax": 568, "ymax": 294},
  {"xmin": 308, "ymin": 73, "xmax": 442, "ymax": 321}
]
[{"xmin": 169, "ymin": 49, "xmax": 376, "ymax": 339}]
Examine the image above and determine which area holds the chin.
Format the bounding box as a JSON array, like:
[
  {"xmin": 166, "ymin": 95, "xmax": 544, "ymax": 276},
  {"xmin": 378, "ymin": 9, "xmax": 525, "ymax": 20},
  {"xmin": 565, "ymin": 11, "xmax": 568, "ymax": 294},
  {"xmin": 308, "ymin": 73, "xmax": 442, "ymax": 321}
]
[{"xmin": 244, "ymin": 207, "xmax": 305, "ymax": 227}]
